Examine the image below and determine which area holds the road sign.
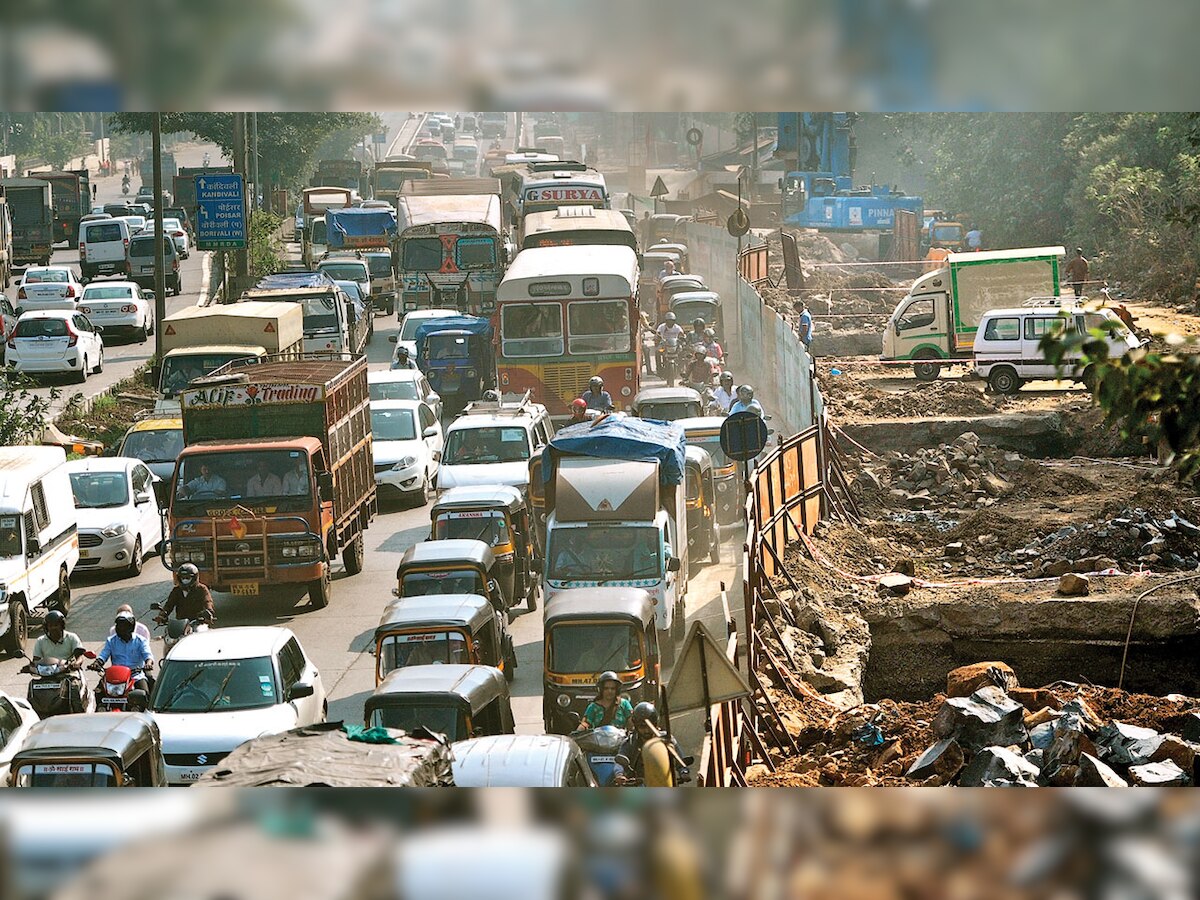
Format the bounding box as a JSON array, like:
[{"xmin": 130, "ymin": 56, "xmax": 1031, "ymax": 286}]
[
  {"xmin": 195, "ymin": 173, "xmax": 246, "ymax": 251},
  {"xmin": 666, "ymin": 620, "xmax": 751, "ymax": 713},
  {"xmin": 720, "ymin": 411, "xmax": 768, "ymax": 461},
  {"xmin": 649, "ymin": 176, "xmax": 669, "ymax": 198},
  {"xmin": 727, "ymin": 207, "xmax": 750, "ymax": 237}
]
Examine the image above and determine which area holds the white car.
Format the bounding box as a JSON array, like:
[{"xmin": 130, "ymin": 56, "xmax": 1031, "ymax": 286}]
[
  {"xmin": 111, "ymin": 215, "xmax": 146, "ymax": 236},
  {"xmin": 15, "ymin": 266, "xmax": 83, "ymax": 315},
  {"xmin": 162, "ymin": 218, "xmax": 190, "ymax": 259},
  {"xmin": 396, "ymin": 307, "xmax": 459, "ymax": 359},
  {"xmin": 451, "ymin": 734, "xmax": 597, "ymax": 787},
  {"xmin": 64, "ymin": 457, "xmax": 163, "ymax": 576},
  {"xmin": 149, "ymin": 627, "xmax": 327, "ymax": 785},
  {"xmin": 371, "ymin": 398, "xmax": 443, "ymax": 503},
  {"xmin": 0, "ymin": 690, "xmax": 40, "ymax": 784},
  {"xmin": 78, "ymin": 281, "xmax": 153, "ymax": 343},
  {"xmin": 6, "ymin": 310, "xmax": 104, "ymax": 383},
  {"xmin": 368, "ymin": 368, "xmax": 442, "ymax": 420}
]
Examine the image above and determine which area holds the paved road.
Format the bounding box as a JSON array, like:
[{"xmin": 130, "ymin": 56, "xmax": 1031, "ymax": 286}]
[{"xmin": 0, "ymin": 112, "xmax": 742, "ymax": 759}]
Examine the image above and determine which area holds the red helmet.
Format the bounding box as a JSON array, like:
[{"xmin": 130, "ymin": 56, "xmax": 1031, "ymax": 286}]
[{"xmin": 572, "ymin": 398, "xmax": 587, "ymax": 410}]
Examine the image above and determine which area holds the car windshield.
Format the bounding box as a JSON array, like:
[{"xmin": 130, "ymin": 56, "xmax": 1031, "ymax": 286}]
[
  {"xmin": 0, "ymin": 515, "xmax": 22, "ymax": 558},
  {"xmin": 121, "ymin": 428, "xmax": 184, "ymax": 464},
  {"xmin": 15, "ymin": 317, "xmax": 67, "ymax": 338},
  {"xmin": 82, "ymin": 286, "xmax": 135, "ymax": 301},
  {"xmin": 69, "ymin": 472, "xmax": 129, "ymax": 509},
  {"xmin": 933, "ymin": 226, "xmax": 962, "ymax": 240},
  {"xmin": 401, "ymin": 312, "xmax": 456, "ymax": 341},
  {"xmin": 160, "ymin": 353, "xmax": 250, "ymax": 394},
  {"xmin": 370, "ymin": 378, "xmax": 420, "ymax": 401},
  {"xmin": 320, "ymin": 263, "xmax": 369, "ymax": 283},
  {"xmin": 13, "ymin": 762, "xmax": 118, "ymax": 787},
  {"xmin": 691, "ymin": 435, "xmax": 732, "ymax": 467},
  {"xmin": 129, "ymin": 236, "xmax": 169, "ymax": 256},
  {"xmin": 402, "ymin": 238, "xmax": 444, "ymax": 272},
  {"xmin": 433, "ymin": 512, "xmax": 510, "ymax": 546},
  {"xmin": 368, "ymin": 704, "xmax": 464, "ymax": 740},
  {"xmin": 379, "ymin": 631, "xmax": 470, "ymax": 673},
  {"xmin": 637, "ymin": 401, "xmax": 699, "ymax": 422},
  {"xmin": 24, "ymin": 269, "xmax": 68, "ymax": 283},
  {"xmin": 443, "ymin": 427, "xmax": 529, "ymax": 465},
  {"xmin": 548, "ymin": 622, "xmax": 643, "ymax": 674},
  {"xmin": 175, "ymin": 450, "xmax": 309, "ymax": 501},
  {"xmin": 372, "ymin": 406, "xmax": 417, "ymax": 441},
  {"xmin": 336, "ymin": 281, "xmax": 364, "ymax": 302},
  {"xmin": 152, "ymin": 656, "xmax": 279, "ymax": 712},
  {"xmin": 547, "ymin": 524, "xmax": 661, "ymax": 581},
  {"xmin": 424, "ymin": 334, "xmax": 470, "ymax": 360},
  {"xmin": 400, "ymin": 569, "xmax": 486, "ymax": 597},
  {"xmin": 310, "ymin": 220, "xmax": 327, "ymax": 244},
  {"xmin": 365, "ymin": 255, "xmax": 392, "ymax": 277}
]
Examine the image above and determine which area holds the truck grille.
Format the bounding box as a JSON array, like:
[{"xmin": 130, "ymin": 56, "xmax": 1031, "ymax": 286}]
[{"xmin": 78, "ymin": 532, "xmax": 103, "ymax": 549}]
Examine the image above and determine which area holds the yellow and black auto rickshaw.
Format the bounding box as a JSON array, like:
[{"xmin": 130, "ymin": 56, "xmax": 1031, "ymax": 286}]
[
  {"xmin": 429, "ymin": 485, "xmax": 540, "ymax": 613},
  {"xmin": 8, "ymin": 712, "xmax": 168, "ymax": 787},
  {"xmin": 684, "ymin": 444, "xmax": 722, "ymax": 568},
  {"xmin": 393, "ymin": 540, "xmax": 509, "ymax": 614},
  {"xmin": 679, "ymin": 416, "xmax": 742, "ymax": 526},
  {"xmin": 373, "ymin": 593, "xmax": 517, "ymax": 685},
  {"xmin": 542, "ymin": 587, "xmax": 661, "ymax": 734},
  {"xmin": 364, "ymin": 664, "xmax": 515, "ymax": 742}
]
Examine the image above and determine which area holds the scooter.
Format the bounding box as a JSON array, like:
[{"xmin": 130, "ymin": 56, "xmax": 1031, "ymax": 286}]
[
  {"xmin": 19, "ymin": 648, "xmax": 94, "ymax": 717},
  {"xmin": 149, "ymin": 602, "xmax": 213, "ymax": 657},
  {"xmin": 89, "ymin": 660, "xmax": 152, "ymax": 713},
  {"xmin": 570, "ymin": 724, "xmax": 629, "ymax": 786}
]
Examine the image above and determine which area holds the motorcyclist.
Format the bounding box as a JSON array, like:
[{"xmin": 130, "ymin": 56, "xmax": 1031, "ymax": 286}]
[
  {"xmin": 656, "ymin": 312, "xmax": 684, "ymax": 350},
  {"xmin": 155, "ymin": 563, "xmax": 216, "ymax": 625},
  {"xmin": 31, "ymin": 610, "xmax": 82, "ymax": 663},
  {"xmin": 108, "ymin": 604, "xmax": 151, "ymax": 642},
  {"xmin": 712, "ymin": 372, "xmax": 736, "ymax": 414},
  {"xmin": 392, "ymin": 346, "xmax": 418, "ymax": 370},
  {"xmin": 729, "ymin": 384, "xmax": 764, "ymax": 418},
  {"xmin": 568, "ymin": 397, "xmax": 589, "ymax": 424},
  {"xmin": 618, "ymin": 702, "xmax": 675, "ymax": 786},
  {"xmin": 702, "ymin": 328, "xmax": 724, "ymax": 364},
  {"xmin": 687, "ymin": 317, "xmax": 707, "ymax": 349},
  {"xmin": 686, "ymin": 348, "xmax": 714, "ymax": 386},
  {"xmin": 580, "ymin": 376, "xmax": 613, "ymax": 412},
  {"xmin": 93, "ymin": 612, "xmax": 154, "ymax": 693},
  {"xmin": 579, "ymin": 671, "xmax": 633, "ymax": 729}
]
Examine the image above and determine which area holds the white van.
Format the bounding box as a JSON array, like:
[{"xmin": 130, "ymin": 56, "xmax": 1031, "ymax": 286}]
[
  {"xmin": 0, "ymin": 447, "xmax": 79, "ymax": 655},
  {"xmin": 78, "ymin": 218, "xmax": 131, "ymax": 282},
  {"xmin": 973, "ymin": 305, "xmax": 1147, "ymax": 394}
]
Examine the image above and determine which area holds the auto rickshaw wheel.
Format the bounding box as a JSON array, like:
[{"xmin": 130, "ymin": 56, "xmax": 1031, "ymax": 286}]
[
  {"xmin": 343, "ymin": 533, "xmax": 365, "ymax": 576},
  {"xmin": 309, "ymin": 566, "xmax": 331, "ymax": 609}
]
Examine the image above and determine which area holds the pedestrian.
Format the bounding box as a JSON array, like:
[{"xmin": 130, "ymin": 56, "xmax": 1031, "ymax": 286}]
[
  {"xmin": 640, "ymin": 211, "xmax": 651, "ymax": 248},
  {"xmin": 965, "ymin": 225, "xmax": 983, "ymax": 251},
  {"xmin": 1064, "ymin": 247, "xmax": 1090, "ymax": 298},
  {"xmin": 795, "ymin": 299, "xmax": 813, "ymax": 351},
  {"xmin": 91, "ymin": 183, "xmax": 98, "ymax": 201}
]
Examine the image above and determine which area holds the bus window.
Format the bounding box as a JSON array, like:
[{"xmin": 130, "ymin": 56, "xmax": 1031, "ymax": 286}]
[
  {"xmin": 501, "ymin": 303, "xmax": 564, "ymax": 357},
  {"xmin": 567, "ymin": 300, "xmax": 630, "ymax": 354}
]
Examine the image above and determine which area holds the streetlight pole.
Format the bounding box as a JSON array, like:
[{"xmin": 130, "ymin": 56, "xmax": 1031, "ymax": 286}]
[{"xmin": 152, "ymin": 113, "xmax": 166, "ymax": 368}]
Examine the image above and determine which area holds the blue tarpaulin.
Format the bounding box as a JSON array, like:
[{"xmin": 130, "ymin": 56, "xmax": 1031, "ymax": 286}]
[
  {"xmin": 326, "ymin": 207, "xmax": 398, "ymax": 248},
  {"xmin": 544, "ymin": 414, "xmax": 686, "ymax": 485},
  {"xmin": 253, "ymin": 271, "xmax": 338, "ymax": 291},
  {"xmin": 413, "ymin": 315, "xmax": 492, "ymax": 351}
]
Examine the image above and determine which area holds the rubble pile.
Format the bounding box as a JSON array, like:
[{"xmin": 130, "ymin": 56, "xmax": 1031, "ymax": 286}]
[
  {"xmin": 1022, "ymin": 504, "xmax": 1200, "ymax": 575},
  {"xmin": 822, "ymin": 375, "xmax": 1012, "ymax": 423},
  {"xmin": 750, "ymin": 662, "xmax": 1200, "ymax": 787}
]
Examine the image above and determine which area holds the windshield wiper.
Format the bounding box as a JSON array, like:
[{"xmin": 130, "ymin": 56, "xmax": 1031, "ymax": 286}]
[
  {"xmin": 157, "ymin": 667, "xmax": 206, "ymax": 710},
  {"xmin": 202, "ymin": 666, "xmax": 239, "ymax": 713}
]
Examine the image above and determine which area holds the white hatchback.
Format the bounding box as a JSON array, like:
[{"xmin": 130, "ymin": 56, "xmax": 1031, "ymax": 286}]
[
  {"xmin": 15, "ymin": 266, "xmax": 83, "ymax": 315},
  {"xmin": 0, "ymin": 690, "xmax": 39, "ymax": 785},
  {"xmin": 370, "ymin": 399, "xmax": 443, "ymax": 503},
  {"xmin": 78, "ymin": 281, "xmax": 153, "ymax": 343},
  {"xmin": 149, "ymin": 627, "xmax": 327, "ymax": 785},
  {"xmin": 6, "ymin": 310, "xmax": 104, "ymax": 383},
  {"xmin": 64, "ymin": 457, "xmax": 163, "ymax": 577},
  {"xmin": 368, "ymin": 368, "xmax": 442, "ymax": 420}
]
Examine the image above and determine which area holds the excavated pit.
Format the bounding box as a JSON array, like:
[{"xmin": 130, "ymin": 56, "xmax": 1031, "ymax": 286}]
[{"xmin": 861, "ymin": 584, "xmax": 1200, "ymax": 702}]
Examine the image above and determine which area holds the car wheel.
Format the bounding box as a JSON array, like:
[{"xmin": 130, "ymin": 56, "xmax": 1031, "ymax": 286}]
[
  {"xmin": 412, "ymin": 473, "xmax": 430, "ymax": 507},
  {"xmin": 93, "ymin": 347, "xmax": 104, "ymax": 374},
  {"xmin": 74, "ymin": 357, "xmax": 88, "ymax": 383},
  {"xmin": 53, "ymin": 566, "xmax": 71, "ymax": 614},
  {"xmin": 127, "ymin": 537, "xmax": 143, "ymax": 577},
  {"xmin": 139, "ymin": 320, "xmax": 149, "ymax": 343},
  {"xmin": 308, "ymin": 565, "xmax": 331, "ymax": 609},
  {"xmin": 3, "ymin": 600, "xmax": 27, "ymax": 657},
  {"xmin": 988, "ymin": 366, "xmax": 1021, "ymax": 395}
]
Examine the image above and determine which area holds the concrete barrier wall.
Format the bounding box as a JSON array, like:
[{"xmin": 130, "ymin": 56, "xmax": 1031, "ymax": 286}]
[{"xmin": 683, "ymin": 222, "xmax": 822, "ymax": 438}]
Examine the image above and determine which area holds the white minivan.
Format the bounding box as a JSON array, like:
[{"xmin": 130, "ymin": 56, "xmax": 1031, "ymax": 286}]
[
  {"xmin": 973, "ymin": 305, "xmax": 1147, "ymax": 394},
  {"xmin": 0, "ymin": 447, "xmax": 80, "ymax": 655},
  {"xmin": 78, "ymin": 218, "xmax": 131, "ymax": 282}
]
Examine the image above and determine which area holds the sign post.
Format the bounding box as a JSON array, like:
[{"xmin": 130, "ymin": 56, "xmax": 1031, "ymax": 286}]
[
  {"xmin": 195, "ymin": 173, "xmax": 247, "ymax": 252},
  {"xmin": 650, "ymin": 175, "xmax": 668, "ymax": 214}
]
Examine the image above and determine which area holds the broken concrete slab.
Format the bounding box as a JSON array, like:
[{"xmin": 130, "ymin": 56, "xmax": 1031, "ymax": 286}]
[
  {"xmin": 959, "ymin": 745, "xmax": 1040, "ymax": 786},
  {"xmin": 945, "ymin": 661, "xmax": 1019, "ymax": 698},
  {"xmin": 1057, "ymin": 573, "xmax": 1090, "ymax": 596},
  {"xmin": 1128, "ymin": 759, "xmax": 1190, "ymax": 786},
  {"xmin": 905, "ymin": 738, "xmax": 965, "ymax": 781},
  {"xmin": 1097, "ymin": 721, "xmax": 1164, "ymax": 766},
  {"xmin": 877, "ymin": 573, "xmax": 913, "ymax": 596},
  {"xmin": 1148, "ymin": 735, "xmax": 1200, "ymax": 773},
  {"xmin": 933, "ymin": 686, "xmax": 1028, "ymax": 751},
  {"xmin": 1076, "ymin": 753, "xmax": 1128, "ymax": 787}
]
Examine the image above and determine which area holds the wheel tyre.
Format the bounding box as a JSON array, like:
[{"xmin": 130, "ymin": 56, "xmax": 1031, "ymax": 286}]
[
  {"xmin": 3, "ymin": 600, "xmax": 27, "ymax": 656},
  {"xmin": 75, "ymin": 357, "xmax": 88, "ymax": 384},
  {"xmin": 93, "ymin": 348, "xmax": 103, "ymax": 374},
  {"xmin": 127, "ymin": 537, "xmax": 143, "ymax": 577},
  {"xmin": 343, "ymin": 532, "xmax": 365, "ymax": 576},
  {"xmin": 988, "ymin": 366, "xmax": 1021, "ymax": 395},
  {"xmin": 54, "ymin": 567, "xmax": 71, "ymax": 614},
  {"xmin": 527, "ymin": 581, "xmax": 539, "ymax": 612},
  {"xmin": 913, "ymin": 356, "xmax": 942, "ymax": 381},
  {"xmin": 309, "ymin": 566, "xmax": 331, "ymax": 609},
  {"xmin": 415, "ymin": 473, "xmax": 431, "ymax": 506},
  {"xmin": 139, "ymin": 321, "xmax": 149, "ymax": 343},
  {"xmin": 504, "ymin": 653, "xmax": 516, "ymax": 683}
]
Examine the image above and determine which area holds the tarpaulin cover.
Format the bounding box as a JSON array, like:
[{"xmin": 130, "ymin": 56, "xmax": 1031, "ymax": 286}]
[
  {"xmin": 198, "ymin": 721, "xmax": 454, "ymax": 787},
  {"xmin": 544, "ymin": 413, "xmax": 686, "ymax": 485},
  {"xmin": 413, "ymin": 315, "xmax": 492, "ymax": 349},
  {"xmin": 253, "ymin": 271, "xmax": 338, "ymax": 291},
  {"xmin": 325, "ymin": 207, "xmax": 398, "ymax": 248}
]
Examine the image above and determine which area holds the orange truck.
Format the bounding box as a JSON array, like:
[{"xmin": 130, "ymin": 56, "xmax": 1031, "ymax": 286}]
[{"xmin": 166, "ymin": 354, "xmax": 376, "ymax": 607}]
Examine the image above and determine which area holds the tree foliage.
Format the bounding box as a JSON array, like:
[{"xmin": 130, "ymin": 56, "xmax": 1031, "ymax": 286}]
[
  {"xmin": 4, "ymin": 113, "xmax": 93, "ymax": 170},
  {"xmin": 0, "ymin": 382, "xmax": 61, "ymax": 447}
]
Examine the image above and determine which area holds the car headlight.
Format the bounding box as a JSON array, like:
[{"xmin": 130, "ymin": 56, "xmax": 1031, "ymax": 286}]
[
  {"xmin": 282, "ymin": 546, "xmax": 297, "ymax": 557},
  {"xmin": 556, "ymin": 693, "xmax": 572, "ymax": 708},
  {"xmin": 102, "ymin": 523, "xmax": 128, "ymax": 538},
  {"xmin": 392, "ymin": 456, "xmax": 417, "ymax": 471}
]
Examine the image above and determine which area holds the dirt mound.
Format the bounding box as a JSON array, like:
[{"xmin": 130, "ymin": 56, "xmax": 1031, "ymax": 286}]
[
  {"xmin": 820, "ymin": 371, "xmax": 1012, "ymax": 422},
  {"xmin": 945, "ymin": 511, "xmax": 1039, "ymax": 550}
]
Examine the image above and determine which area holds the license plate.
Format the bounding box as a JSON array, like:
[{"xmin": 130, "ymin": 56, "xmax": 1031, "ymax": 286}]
[
  {"xmin": 591, "ymin": 755, "xmax": 615, "ymax": 764},
  {"xmin": 79, "ymin": 549, "xmax": 91, "ymax": 558},
  {"xmin": 99, "ymin": 264, "xmax": 115, "ymax": 272},
  {"xmin": 100, "ymin": 697, "xmax": 125, "ymax": 706},
  {"xmin": 179, "ymin": 771, "xmax": 202, "ymax": 782},
  {"xmin": 141, "ymin": 265, "xmax": 155, "ymax": 274},
  {"xmin": 32, "ymin": 683, "xmax": 60, "ymax": 690},
  {"xmin": 231, "ymin": 582, "xmax": 259, "ymax": 596}
]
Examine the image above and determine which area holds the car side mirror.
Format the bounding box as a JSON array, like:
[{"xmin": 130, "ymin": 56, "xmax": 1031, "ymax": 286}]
[
  {"xmin": 423, "ymin": 425, "xmax": 439, "ymax": 438},
  {"xmin": 316, "ymin": 471, "xmax": 334, "ymax": 502},
  {"xmin": 94, "ymin": 324, "xmax": 104, "ymax": 333},
  {"xmin": 134, "ymin": 491, "xmax": 151, "ymax": 506},
  {"xmin": 667, "ymin": 557, "xmax": 681, "ymax": 572},
  {"xmin": 287, "ymin": 682, "xmax": 315, "ymax": 701},
  {"xmin": 428, "ymin": 391, "xmax": 440, "ymax": 402}
]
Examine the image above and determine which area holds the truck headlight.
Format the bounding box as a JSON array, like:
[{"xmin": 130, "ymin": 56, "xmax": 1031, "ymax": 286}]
[
  {"xmin": 298, "ymin": 544, "xmax": 317, "ymax": 557},
  {"xmin": 102, "ymin": 523, "xmax": 128, "ymax": 538},
  {"xmin": 556, "ymin": 693, "xmax": 572, "ymax": 708},
  {"xmin": 282, "ymin": 546, "xmax": 297, "ymax": 557}
]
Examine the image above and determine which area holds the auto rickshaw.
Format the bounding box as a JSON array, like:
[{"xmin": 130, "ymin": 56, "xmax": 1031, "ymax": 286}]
[
  {"xmin": 8, "ymin": 712, "xmax": 168, "ymax": 787},
  {"xmin": 659, "ymin": 273, "xmax": 707, "ymax": 310},
  {"xmin": 542, "ymin": 587, "xmax": 661, "ymax": 734},
  {"xmin": 630, "ymin": 386, "xmax": 705, "ymax": 422},
  {"xmin": 684, "ymin": 445, "xmax": 721, "ymax": 568},
  {"xmin": 647, "ymin": 213, "xmax": 691, "ymax": 245},
  {"xmin": 393, "ymin": 540, "xmax": 509, "ymax": 613},
  {"xmin": 641, "ymin": 248, "xmax": 684, "ymax": 319},
  {"xmin": 373, "ymin": 593, "xmax": 517, "ymax": 685},
  {"xmin": 364, "ymin": 664, "xmax": 515, "ymax": 742},
  {"xmin": 429, "ymin": 485, "xmax": 539, "ymax": 613},
  {"xmin": 653, "ymin": 241, "xmax": 690, "ymax": 273},
  {"xmin": 679, "ymin": 416, "xmax": 742, "ymax": 526},
  {"xmin": 670, "ymin": 290, "xmax": 723, "ymax": 339}
]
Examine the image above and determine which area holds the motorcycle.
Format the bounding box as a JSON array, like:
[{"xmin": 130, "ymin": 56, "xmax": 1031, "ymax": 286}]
[
  {"xmin": 570, "ymin": 724, "xmax": 629, "ymax": 786},
  {"xmin": 657, "ymin": 342, "xmax": 691, "ymax": 387},
  {"xmin": 89, "ymin": 660, "xmax": 152, "ymax": 713},
  {"xmin": 19, "ymin": 648, "xmax": 94, "ymax": 717},
  {"xmin": 149, "ymin": 602, "xmax": 213, "ymax": 657}
]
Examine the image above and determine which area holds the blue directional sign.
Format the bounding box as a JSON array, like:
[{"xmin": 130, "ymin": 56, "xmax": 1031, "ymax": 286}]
[
  {"xmin": 195, "ymin": 173, "xmax": 246, "ymax": 250},
  {"xmin": 720, "ymin": 411, "xmax": 769, "ymax": 462}
]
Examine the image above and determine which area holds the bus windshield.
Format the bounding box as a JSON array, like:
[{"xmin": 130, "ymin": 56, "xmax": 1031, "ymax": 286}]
[{"xmin": 567, "ymin": 300, "xmax": 630, "ymax": 354}]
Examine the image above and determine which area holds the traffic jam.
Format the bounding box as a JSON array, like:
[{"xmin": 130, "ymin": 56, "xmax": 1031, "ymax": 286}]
[{"xmin": 0, "ymin": 112, "xmax": 763, "ymax": 788}]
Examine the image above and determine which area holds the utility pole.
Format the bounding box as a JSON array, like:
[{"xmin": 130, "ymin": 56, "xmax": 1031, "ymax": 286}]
[
  {"xmin": 152, "ymin": 113, "xmax": 166, "ymax": 368},
  {"xmin": 250, "ymin": 112, "xmax": 260, "ymax": 211},
  {"xmin": 232, "ymin": 112, "xmax": 249, "ymax": 282}
]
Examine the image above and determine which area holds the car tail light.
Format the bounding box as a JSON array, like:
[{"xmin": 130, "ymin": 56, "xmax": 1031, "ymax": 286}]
[
  {"xmin": 65, "ymin": 285, "xmax": 76, "ymax": 298},
  {"xmin": 80, "ymin": 306, "xmax": 91, "ymax": 314},
  {"xmin": 172, "ymin": 258, "xmax": 179, "ymax": 271},
  {"xmin": 66, "ymin": 321, "xmax": 79, "ymax": 348},
  {"xmin": 16, "ymin": 288, "xmax": 25, "ymax": 300},
  {"xmin": 79, "ymin": 243, "xmax": 86, "ymax": 257},
  {"xmin": 121, "ymin": 305, "xmax": 134, "ymax": 313},
  {"xmin": 172, "ymin": 230, "xmax": 183, "ymax": 237}
]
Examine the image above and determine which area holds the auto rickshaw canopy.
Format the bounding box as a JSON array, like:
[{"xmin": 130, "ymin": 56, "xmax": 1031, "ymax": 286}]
[
  {"xmin": 368, "ymin": 664, "xmax": 509, "ymax": 716},
  {"xmin": 375, "ymin": 593, "xmax": 497, "ymax": 639},
  {"xmin": 397, "ymin": 539, "xmax": 497, "ymax": 575},
  {"xmin": 11, "ymin": 712, "xmax": 160, "ymax": 771},
  {"xmin": 543, "ymin": 587, "xmax": 656, "ymax": 629}
]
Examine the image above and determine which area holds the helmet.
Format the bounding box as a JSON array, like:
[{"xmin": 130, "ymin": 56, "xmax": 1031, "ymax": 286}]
[
  {"xmin": 694, "ymin": 348, "xmax": 706, "ymax": 359},
  {"xmin": 631, "ymin": 701, "xmax": 659, "ymax": 729},
  {"xmin": 178, "ymin": 563, "xmax": 199, "ymax": 587},
  {"xmin": 692, "ymin": 317, "xmax": 705, "ymax": 329},
  {"xmin": 665, "ymin": 312, "xmax": 676, "ymax": 323},
  {"xmin": 720, "ymin": 371, "xmax": 734, "ymax": 385},
  {"xmin": 571, "ymin": 398, "xmax": 587, "ymax": 411},
  {"xmin": 44, "ymin": 610, "xmax": 66, "ymax": 629},
  {"xmin": 737, "ymin": 384, "xmax": 754, "ymax": 400},
  {"xmin": 596, "ymin": 671, "xmax": 621, "ymax": 692},
  {"xmin": 115, "ymin": 611, "xmax": 135, "ymax": 625},
  {"xmin": 704, "ymin": 328, "xmax": 715, "ymax": 339},
  {"xmin": 589, "ymin": 376, "xmax": 603, "ymax": 390}
]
